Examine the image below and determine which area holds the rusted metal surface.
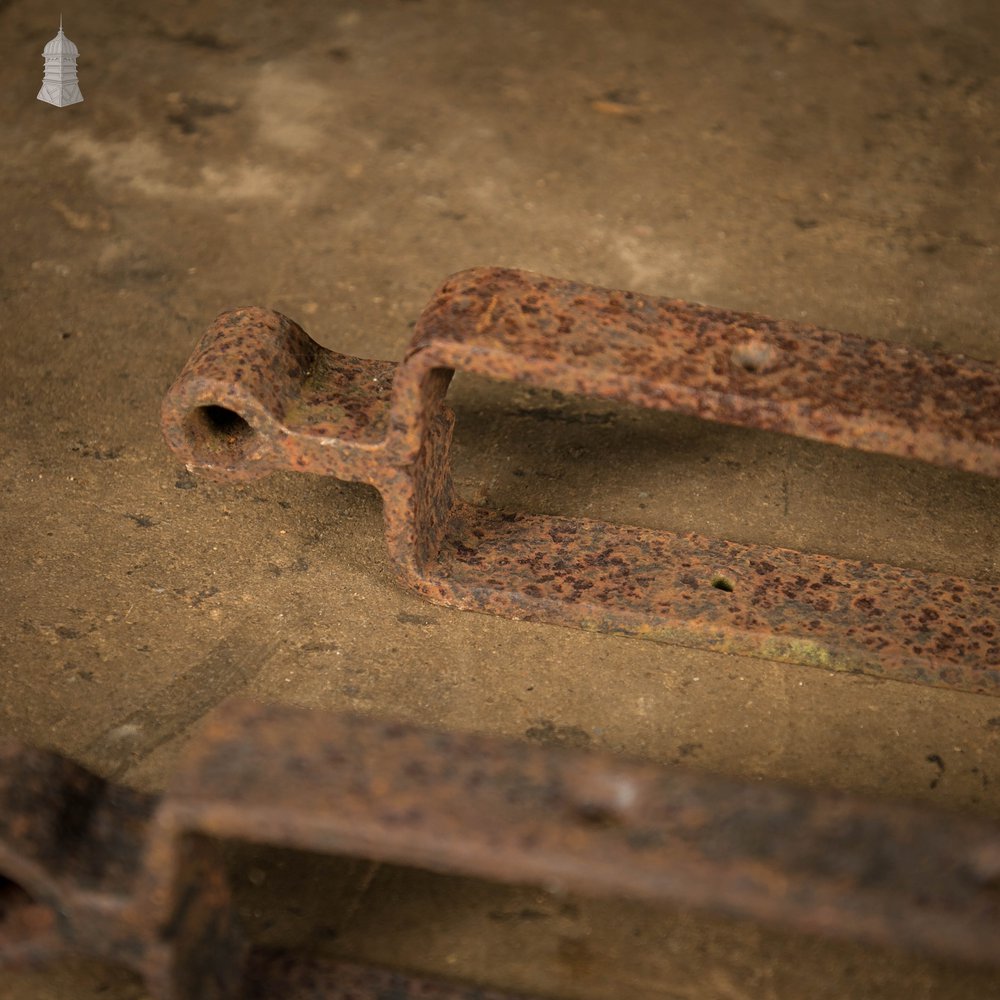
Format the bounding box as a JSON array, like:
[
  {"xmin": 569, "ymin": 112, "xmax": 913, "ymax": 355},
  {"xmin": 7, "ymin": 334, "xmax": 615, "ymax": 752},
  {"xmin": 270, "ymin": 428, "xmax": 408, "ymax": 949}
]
[
  {"xmin": 3, "ymin": 699, "xmax": 1000, "ymax": 999},
  {"xmin": 161, "ymin": 267, "xmax": 1000, "ymax": 693}
]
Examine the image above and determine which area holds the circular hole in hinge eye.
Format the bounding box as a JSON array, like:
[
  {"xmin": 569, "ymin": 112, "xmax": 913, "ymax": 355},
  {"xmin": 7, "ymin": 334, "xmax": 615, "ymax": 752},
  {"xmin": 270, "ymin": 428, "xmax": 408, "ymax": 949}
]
[
  {"xmin": 711, "ymin": 576, "xmax": 735, "ymax": 593},
  {"xmin": 184, "ymin": 404, "xmax": 257, "ymax": 465}
]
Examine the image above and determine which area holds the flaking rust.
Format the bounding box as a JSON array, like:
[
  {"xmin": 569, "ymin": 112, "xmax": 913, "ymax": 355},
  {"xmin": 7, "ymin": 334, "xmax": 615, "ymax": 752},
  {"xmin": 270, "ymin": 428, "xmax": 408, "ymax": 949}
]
[
  {"xmin": 162, "ymin": 267, "xmax": 1000, "ymax": 694},
  {"xmin": 3, "ymin": 700, "xmax": 1000, "ymax": 998}
]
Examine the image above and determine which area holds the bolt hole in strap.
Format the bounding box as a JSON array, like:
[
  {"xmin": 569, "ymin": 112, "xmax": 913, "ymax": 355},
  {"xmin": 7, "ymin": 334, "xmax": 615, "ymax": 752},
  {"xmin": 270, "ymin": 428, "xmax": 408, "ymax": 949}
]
[{"xmin": 162, "ymin": 267, "xmax": 1000, "ymax": 695}]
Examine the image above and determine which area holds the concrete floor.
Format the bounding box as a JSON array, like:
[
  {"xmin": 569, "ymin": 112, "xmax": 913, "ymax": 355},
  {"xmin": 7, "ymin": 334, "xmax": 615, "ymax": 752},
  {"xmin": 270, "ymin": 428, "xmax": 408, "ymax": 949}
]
[{"xmin": 2, "ymin": 0, "xmax": 999, "ymax": 997}]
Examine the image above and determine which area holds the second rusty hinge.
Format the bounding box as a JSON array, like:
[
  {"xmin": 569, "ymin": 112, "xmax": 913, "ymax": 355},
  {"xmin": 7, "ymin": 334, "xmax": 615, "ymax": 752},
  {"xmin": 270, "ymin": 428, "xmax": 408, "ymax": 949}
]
[
  {"xmin": 161, "ymin": 267, "xmax": 1000, "ymax": 695},
  {"xmin": 4, "ymin": 699, "xmax": 1000, "ymax": 997}
]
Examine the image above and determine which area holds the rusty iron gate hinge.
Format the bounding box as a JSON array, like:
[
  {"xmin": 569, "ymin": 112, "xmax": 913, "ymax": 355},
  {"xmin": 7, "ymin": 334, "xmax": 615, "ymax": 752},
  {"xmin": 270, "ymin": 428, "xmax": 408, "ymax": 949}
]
[
  {"xmin": 161, "ymin": 267, "xmax": 1000, "ymax": 694},
  {"xmin": 3, "ymin": 699, "xmax": 1000, "ymax": 999}
]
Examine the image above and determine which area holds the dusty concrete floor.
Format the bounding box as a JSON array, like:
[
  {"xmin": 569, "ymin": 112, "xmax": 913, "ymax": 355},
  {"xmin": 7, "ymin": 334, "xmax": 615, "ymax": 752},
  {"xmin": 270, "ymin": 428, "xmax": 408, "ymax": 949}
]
[{"xmin": 2, "ymin": 0, "xmax": 999, "ymax": 997}]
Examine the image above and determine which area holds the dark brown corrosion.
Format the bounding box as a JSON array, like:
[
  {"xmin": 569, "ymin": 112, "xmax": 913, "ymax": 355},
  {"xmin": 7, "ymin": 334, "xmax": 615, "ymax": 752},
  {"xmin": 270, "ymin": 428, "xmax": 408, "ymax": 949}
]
[
  {"xmin": 161, "ymin": 268, "xmax": 1000, "ymax": 694},
  {"xmin": 3, "ymin": 700, "xmax": 1000, "ymax": 998}
]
